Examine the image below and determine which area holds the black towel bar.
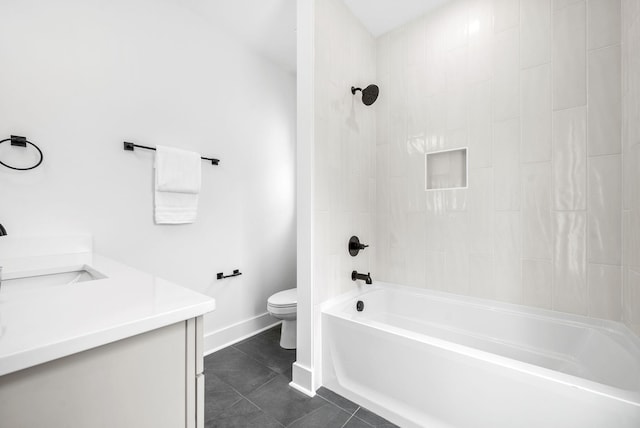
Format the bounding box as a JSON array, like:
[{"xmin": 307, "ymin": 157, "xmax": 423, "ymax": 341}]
[{"xmin": 123, "ymin": 141, "xmax": 219, "ymax": 165}]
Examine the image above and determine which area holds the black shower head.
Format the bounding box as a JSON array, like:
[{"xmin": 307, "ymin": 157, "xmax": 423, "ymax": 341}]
[{"xmin": 351, "ymin": 84, "xmax": 379, "ymax": 106}]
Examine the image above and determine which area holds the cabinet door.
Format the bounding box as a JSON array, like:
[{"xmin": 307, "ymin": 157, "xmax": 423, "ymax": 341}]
[{"xmin": 0, "ymin": 322, "xmax": 187, "ymax": 428}]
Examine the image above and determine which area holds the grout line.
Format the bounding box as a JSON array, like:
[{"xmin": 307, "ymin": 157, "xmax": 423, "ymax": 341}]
[
  {"xmin": 586, "ymin": 41, "xmax": 622, "ymax": 53},
  {"xmin": 217, "ymin": 376, "xmax": 286, "ymax": 427},
  {"xmin": 341, "ymin": 414, "xmax": 357, "ymax": 428},
  {"xmin": 551, "ymin": 104, "xmax": 587, "ymax": 113},
  {"xmin": 317, "ymin": 393, "xmax": 361, "ymax": 417},
  {"xmin": 207, "ymin": 379, "xmax": 285, "ymax": 427},
  {"xmin": 285, "ymin": 403, "xmax": 332, "ymax": 427}
]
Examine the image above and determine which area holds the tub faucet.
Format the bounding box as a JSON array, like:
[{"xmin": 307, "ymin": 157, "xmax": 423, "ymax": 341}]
[{"xmin": 352, "ymin": 270, "xmax": 372, "ymax": 285}]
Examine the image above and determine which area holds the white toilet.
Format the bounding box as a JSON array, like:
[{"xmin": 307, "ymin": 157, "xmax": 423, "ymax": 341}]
[{"xmin": 267, "ymin": 288, "xmax": 297, "ymax": 349}]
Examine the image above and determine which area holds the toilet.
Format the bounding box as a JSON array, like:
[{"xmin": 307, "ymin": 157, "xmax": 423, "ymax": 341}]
[{"xmin": 267, "ymin": 288, "xmax": 297, "ymax": 349}]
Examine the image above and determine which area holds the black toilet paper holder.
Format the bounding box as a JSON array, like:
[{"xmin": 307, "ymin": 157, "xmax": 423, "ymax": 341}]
[{"xmin": 217, "ymin": 269, "xmax": 242, "ymax": 280}]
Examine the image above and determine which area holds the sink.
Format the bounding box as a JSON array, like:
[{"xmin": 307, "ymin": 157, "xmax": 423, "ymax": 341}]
[{"xmin": 1, "ymin": 265, "xmax": 107, "ymax": 292}]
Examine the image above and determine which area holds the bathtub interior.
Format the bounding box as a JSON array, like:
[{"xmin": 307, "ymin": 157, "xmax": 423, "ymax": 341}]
[{"xmin": 324, "ymin": 284, "xmax": 640, "ymax": 395}]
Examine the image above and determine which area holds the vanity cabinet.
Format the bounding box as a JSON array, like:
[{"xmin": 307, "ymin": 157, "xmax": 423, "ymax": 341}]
[{"xmin": 0, "ymin": 316, "xmax": 205, "ymax": 428}]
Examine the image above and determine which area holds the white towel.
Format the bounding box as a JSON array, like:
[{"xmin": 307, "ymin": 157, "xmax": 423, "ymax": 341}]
[{"xmin": 154, "ymin": 145, "xmax": 201, "ymax": 224}]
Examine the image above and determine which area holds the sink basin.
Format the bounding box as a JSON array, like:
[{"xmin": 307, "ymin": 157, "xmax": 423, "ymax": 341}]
[{"xmin": 1, "ymin": 265, "xmax": 107, "ymax": 292}]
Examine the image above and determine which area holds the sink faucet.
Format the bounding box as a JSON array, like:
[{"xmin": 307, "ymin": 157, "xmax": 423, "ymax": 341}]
[{"xmin": 352, "ymin": 270, "xmax": 372, "ymax": 285}]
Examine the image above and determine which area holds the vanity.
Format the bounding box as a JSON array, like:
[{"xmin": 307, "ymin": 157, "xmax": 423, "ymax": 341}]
[{"xmin": 0, "ymin": 236, "xmax": 215, "ymax": 428}]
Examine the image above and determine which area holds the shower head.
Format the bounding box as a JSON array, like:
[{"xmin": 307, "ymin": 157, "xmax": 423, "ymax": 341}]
[{"xmin": 351, "ymin": 84, "xmax": 379, "ymax": 106}]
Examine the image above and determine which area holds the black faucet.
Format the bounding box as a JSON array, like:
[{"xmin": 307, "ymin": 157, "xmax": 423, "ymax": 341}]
[
  {"xmin": 348, "ymin": 236, "xmax": 369, "ymax": 256},
  {"xmin": 352, "ymin": 270, "xmax": 372, "ymax": 285},
  {"xmin": 0, "ymin": 224, "xmax": 6, "ymax": 236}
]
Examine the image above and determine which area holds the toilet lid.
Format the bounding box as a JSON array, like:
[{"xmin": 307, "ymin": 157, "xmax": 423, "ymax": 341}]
[{"xmin": 268, "ymin": 288, "xmax": 297, "ymax": 308}]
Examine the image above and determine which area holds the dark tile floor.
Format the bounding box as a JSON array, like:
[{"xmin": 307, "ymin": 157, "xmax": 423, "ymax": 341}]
[{"xmin": 204, "ymin": 325, "xmax": 399, "ymax": 428}]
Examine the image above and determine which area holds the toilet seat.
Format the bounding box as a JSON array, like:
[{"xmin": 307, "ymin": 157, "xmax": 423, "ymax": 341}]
[{"xmin": 267, "ymin": 288, "xmax": 297, "ymax": 309}]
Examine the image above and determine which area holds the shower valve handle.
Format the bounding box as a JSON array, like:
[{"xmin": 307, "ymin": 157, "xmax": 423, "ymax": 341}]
[{"xmin": 349, "ymin": 236, "xmax": 369, "ymax": 256}]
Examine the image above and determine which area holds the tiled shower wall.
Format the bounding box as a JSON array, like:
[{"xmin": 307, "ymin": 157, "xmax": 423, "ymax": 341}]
[
  {"xmin": 375, "ymin": 0, "xmax": 627, "ymax": 320},
  {"xmin": 314, "ymin": 0, "xmax": 376, "ymax": 303},
  {"xmin": 622, "ymin": 0, "xmax": 640, "ymax": 335}
]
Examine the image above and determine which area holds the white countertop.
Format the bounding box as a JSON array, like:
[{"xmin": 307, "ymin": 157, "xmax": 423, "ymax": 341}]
[{"xmin": 0, "ymin": 237, "xmax": 215, "ymax": 376}]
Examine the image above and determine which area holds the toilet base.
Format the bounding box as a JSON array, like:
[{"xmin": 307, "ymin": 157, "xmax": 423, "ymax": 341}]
[{"xmin": 280, "ymin": 319, "xmax": 297, "ymax": 349}]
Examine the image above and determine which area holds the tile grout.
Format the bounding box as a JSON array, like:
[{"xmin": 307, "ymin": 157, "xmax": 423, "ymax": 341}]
[
  {"xmin": 341, "ymin": 414, "xmax": 356, "ymax": 428},
  {"xmin": 325, "ymin": 398, "xmax": 361, "ymax": 418},
  {"xmin": 284, "ymin": 403, "xmax": 332, "ymax": 427},
  {"xmin": 216, "ymin": 376, "xmax": 286, "ymax": 427}
]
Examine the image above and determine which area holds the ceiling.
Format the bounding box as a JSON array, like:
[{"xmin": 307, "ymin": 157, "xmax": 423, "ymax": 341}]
[
  {"xmin": 344, "ymin": 0, "xmax": 449, "ymax": 37},
  {"xmin": 184, "ymin": 0, "xmax": 297, "ymax": 73},
  {"xmin": 184, "ymin": 0, "xmax": 449, "ymax": 74}
]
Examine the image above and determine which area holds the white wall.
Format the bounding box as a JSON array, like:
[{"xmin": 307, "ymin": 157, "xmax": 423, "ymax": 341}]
[
  {"xmin": 622, "ymin": 0, "xmax": 640, "ymax": 336},
  {"xmin": 375, "ymin": 0, "xmax": 628, "ymax": 322},
  {"xmin": 0, "ymin": 0, "xmax": 296, "ymax": 349}
]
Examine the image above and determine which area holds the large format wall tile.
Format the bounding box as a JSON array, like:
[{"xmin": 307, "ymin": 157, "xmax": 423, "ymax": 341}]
[
  {"xmin": 523, "ymin": 259, "xmax": 553, "ymax": 309},
  {"xmin": 588, "ymin": 264, "xmax": 622, "ymax": 320},
  {"xmin": 371, "ymin": 0, "xmax": 630, "ymax": 325},
  {"xmin": 624, "ymin": 268, "xmax": 640, "ymax": 335},
  {"xmin": 521, "ymin": 64, "xmax": 552, "ymax": 162},
  {"xmin": 468, "ymin": 81, "xmax": 493, "ymax": 168},
  {"xmin": 521, "ymin": 0, "xmax": 552, "ymax": 68},
  {"xmin": 553, "ymin": 1, "xmax": 586, "ymax": 110},
  {"xmin": 470, "ymin": 252, "xmax": 495, "ymax": 299},
  {"xmin": 554, "ymin": 212, "xmax": 587, "ymax": 315},
  {"xmin": 469, "ymin": 167, "xmax": 494, "ymax": 254},
  {"xmin": 522, "ymin": 162, "xmax": 553, "ymax": 260},
  {"xmin": 494, "ymin": 0, "xmax": 520, "ymax": 32},
  {"xmin": 588, "ymin": 45, "xmax": 621, "ymax": 156},
  {"xmin": 588, "ymin": 0, "xmax": 621, "ymax": 50},
  {"xmin": 494, "ymin": 211, "xmax": 522, "ymax": 303},
  {"xmin": 493, "ymin": 118, "xmax": 520, "ymax": 211},
  {"xmin": 493, "ymin": 28, "xmax": 520, "ymax": 121},
  {"xmin": 315, "ymin": 0, "xmax": 376, "ymax": 298},
  {"xmin": 553, "ymin": 107, "xmax": 587, "ymax": 211},
  {"xmin": 554, "ymin": 0, "xmax": 583, "ymax": 10},
  {"xmin": 588, "ymin": 155, "xmax": 622, "ymax": 265}
]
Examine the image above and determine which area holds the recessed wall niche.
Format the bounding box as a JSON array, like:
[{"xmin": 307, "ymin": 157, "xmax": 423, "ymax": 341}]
[{"xmin": 424, "ymin": 148, "xmax": 468, "ymax": 191}]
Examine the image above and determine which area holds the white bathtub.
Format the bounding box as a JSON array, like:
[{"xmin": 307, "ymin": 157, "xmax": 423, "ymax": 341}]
[{"xmin": 322, "ymin": 283, "xmax": 640, "ymax": 428}]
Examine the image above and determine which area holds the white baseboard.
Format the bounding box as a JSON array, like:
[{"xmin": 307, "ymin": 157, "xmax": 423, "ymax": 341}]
[
  {"xmin": 290, "ymin": 362, "xmax": 315, "ymax": 397},
  {"xmin": 204, "ymin": 312, "xmax": 280, "ymax": 356}
]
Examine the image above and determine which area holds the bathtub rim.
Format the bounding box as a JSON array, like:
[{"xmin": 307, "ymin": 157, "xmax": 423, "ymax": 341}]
[{"xmin": 321, "ymin": 281, "xmax": 640, "ymax": 407}]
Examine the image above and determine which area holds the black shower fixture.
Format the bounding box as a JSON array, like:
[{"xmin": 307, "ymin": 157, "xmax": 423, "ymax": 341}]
[{"xmin": 351, "ymin": 84, "xmax": 379, "ymax": 106}]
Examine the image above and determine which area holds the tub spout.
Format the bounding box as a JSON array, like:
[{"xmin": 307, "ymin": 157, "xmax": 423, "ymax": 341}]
[{"xmin": 352, "ymin": 270, "xmax": 372, "ymax": 284}]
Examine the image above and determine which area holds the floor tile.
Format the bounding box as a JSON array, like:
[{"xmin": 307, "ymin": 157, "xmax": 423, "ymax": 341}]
[
  {"xmin": 205, "ymin": 398, "xmax": 283, "ymax": 428},
  {"xmin": 286, "ymin": 403, "xmax": 352, "ymax": 427},
  {"xmin": 233, "ymin": 325, "xmax": 296, "ymax": 378},
  {"xmin": 353, "ymin": 407, "xmax": 398, "ymax": 427},
  {"xmin": 204, "ymin": 374, "xmax": 244, "ymax": 420},
  {"xmin": 342, "ymin": 415, "xmax": 373, "ymax": 428},
  {"xmin": 316, "ymin": 387, "xmax": 359, "ymax": 414},
  {"xmin": 205, "ymin": 346, "xmax": 278, "ymax": 395},
  {"xmin": 247, "ymin": 374, "xmax": 326, "ymax": 426}
]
